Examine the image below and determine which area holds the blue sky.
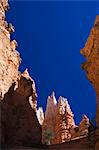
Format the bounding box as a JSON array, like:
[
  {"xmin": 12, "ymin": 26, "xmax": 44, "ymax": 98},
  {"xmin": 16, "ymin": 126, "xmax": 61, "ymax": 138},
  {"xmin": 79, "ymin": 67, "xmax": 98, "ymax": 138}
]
[{"xmin": 7, "ymin": 0, "xmax": 99, "ymax": 124}]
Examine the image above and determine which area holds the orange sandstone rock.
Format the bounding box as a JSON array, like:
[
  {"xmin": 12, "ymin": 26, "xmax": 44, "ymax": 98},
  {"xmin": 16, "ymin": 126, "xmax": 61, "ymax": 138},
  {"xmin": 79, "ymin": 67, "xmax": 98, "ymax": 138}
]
[
  {"xmin": 0, "ymin": 0, "xmax": 20, "ymax": 99},
  {"xmin": 42, "ymin": 94, "xmax": 90, "ymax": 145},
  {"xmin": 80, "ymin": 15, "xmax": 99, "ymax": 150},
  {"xmin": 0, "ymin": 1, "xmax": 42, "ymax": 149},
  {"xmin": 54, "ymin": 96, "xmax": 75, "ymax": 144},
  {"xmin": 42, "ymin": 92, "xmax": 57, "ymax": 145},
  {"xmin": 1, "ymin": 76, "xmax": 42, "ymax": 148}
]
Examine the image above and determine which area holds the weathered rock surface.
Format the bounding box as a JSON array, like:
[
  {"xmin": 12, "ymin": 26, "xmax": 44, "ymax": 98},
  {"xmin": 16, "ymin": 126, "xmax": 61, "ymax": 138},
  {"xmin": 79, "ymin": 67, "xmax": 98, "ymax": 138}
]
[
  {"xmin": 22, "ymin": 69, "xmax": 37, "ymax": 111},
  {"xmin": 54, "ymin": 96, "xmax": 75, "ymax": 144},
  {"xmin": 0, "ymin": 0, "xmax": 42, "ymax": 149},
  {"xmin": 0, "ymin": 0, "xmax": 21, "ymax": 99},
  {"xmin": 1, "ymin": 76, "xmax": 42, "ymax": 148},
  {"xmin": 42, "ymin": 94, "xmax": 90, "ymax": 145},
  {"xmin": 42, "ymin": 92, "xmax": 57, "ymax": 144},
  {"xmin": 0, "ymin": 0, "xmax": 98, "ymax": 149},
  {"xmin": 80, "ymin": 15, "xmax": 99, "ymax": 150},
  {"xmin": 70, "ymin": 115, "xmax": 90, "ymax": 139},
  {"xmin": 36, "ymin": 107, "xmax": 44, "ymax": 125}
]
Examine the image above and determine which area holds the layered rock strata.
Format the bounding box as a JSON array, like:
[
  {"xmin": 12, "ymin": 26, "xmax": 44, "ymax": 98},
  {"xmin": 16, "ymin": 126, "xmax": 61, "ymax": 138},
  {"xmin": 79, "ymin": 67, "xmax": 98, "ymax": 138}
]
[
  {"xmin": 80, "ymin": 15, "xmax": 99, "ymax": 150},
  {"xmin": 54, "ymin": 96, "xmax": 75, "ymax": 144}
]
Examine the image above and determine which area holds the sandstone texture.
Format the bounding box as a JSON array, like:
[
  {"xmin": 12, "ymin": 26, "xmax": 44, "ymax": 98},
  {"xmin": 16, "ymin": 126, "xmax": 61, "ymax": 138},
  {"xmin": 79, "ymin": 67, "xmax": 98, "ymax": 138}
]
[
  {"xmin": 1, "ymin": 77, "xmax": 42, "ymax": 148},
  {"xmin": 42, "ymin": 92, "xmax": 57, "ymax": 145},
  {"xmin": 36, "ymin": 107, "xmax": 44, "ymax": 125},
  {"xmin": 0, "ymin": 0, "xmax": 20, "ymax": 99},
  {"xmin": 54, "ymin": 96, "xmax": 75, "ymax": 144},
  {"xmin": 42, "ymin": 93, "xmax": 90, "ymax": 145},
  {"xmin": 0, "ymin": 0, "xmax": 42, "ymax": 149},
  {"xmin": 0, "ymin": 0, "xmax": 98, "ymax": 149},
  {"xmin": 80, "ymin": 15, "xmax": 99, "ymax": 150}
]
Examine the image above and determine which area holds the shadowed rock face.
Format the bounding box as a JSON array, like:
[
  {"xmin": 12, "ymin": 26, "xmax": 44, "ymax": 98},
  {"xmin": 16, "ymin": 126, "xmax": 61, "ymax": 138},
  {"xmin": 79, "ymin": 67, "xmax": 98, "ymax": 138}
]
[
  {"xmin": 80, "ymin": 15, "xmax": 99, "ymax": 149},
  {"xmin": 0, "ymin": 0, "xmax": 98, "ymax": 149},
  {"xmin": 22, "ymin": 69, "xmax": 37, "ymax": 112},
  {"xmin": 1, "ymin": 76, "xmax": 42, "ymax": 149},
  {"xmin": 0, "ymin": 1, "xmax": 42, "ymax": 148}
]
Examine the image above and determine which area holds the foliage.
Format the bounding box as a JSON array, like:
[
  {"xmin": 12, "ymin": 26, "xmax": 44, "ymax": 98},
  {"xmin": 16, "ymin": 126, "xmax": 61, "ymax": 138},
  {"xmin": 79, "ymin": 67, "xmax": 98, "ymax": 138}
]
[{"xmin": 43, "ymin": 129, "xmax": 54, "ymax": 145}]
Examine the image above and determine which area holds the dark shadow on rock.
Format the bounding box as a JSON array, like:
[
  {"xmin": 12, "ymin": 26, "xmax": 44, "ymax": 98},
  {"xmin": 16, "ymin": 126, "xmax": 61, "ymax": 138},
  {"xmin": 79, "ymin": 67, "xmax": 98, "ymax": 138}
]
[{"xmin": 0, "ymin": 76, "xmax": 42, "ymax": 149}]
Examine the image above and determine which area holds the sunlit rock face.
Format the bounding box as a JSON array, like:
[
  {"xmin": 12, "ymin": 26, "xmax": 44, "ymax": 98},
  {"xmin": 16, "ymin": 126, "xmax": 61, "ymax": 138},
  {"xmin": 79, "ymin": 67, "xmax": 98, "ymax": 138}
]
[
  {"xmin": 80, "ymin": 15, "xmax": 99, "ymax": 149},
  {"xmin": 0, "ymin": 0, "xmax": 21, "ymax": 99},
  {"xmin": 70, "ymin": 115, "xmax": 90, "ymax": 139},
  {"xmin": 42, "ymin": 94, "xmax": 90, "ymax": 145},
  {"xmin": 0, "ymin": 1, "xmax": 42, "ymax": 148},
  {"xmin": 42, "ymin": 92, "xmax": 57, "ymax": 144},
  {"xmin": 54, "ymin": 96, "xmax": 76, "ymax": 144},
  {"xmin": 79, "ymin": 115, "xmax": 90, "ymax": 136},
  {"xmin": 36, "ymin": 107, "xmax": 44, "ymax": 125}
]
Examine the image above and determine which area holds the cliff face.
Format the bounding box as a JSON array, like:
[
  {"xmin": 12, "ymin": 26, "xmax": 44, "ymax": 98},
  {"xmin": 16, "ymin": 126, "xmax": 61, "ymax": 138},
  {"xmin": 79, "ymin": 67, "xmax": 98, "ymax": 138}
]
[
  {"xmin": 0, "ymin": 0, "xmax": 20, "ymax": 99},
  {"xmin": 0, "ymin": 0, "xmax": 98, "ymax": 149},
  {"xmin": 42, "ymin": 93, "xmax": 90, "ymax": 145},
  {"xmin": 1, "ymin": 76, "xmax": 42, "ymax": 148},
  {"xmin": 80, "ymin": 15, "xmax": 99, "ymax": 150},
  {"xmin": 0, "ymin": 0, "xmax": 42, "ymax": 148},
  {"xmin": 22, "ymin": 69, "xmax": 37, "ymax": 112}
]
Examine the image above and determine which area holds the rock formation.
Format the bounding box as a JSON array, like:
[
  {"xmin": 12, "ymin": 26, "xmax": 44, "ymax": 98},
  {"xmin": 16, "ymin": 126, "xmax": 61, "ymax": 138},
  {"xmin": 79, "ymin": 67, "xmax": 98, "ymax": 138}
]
[
  {"xmin": 22, "ymin": 68, "xmax": 37, "ymax": 111},
  {"xmin": 0, "ymin": 0, "xmax": 98, "ymax": 149},
  {"xmin": 0, "ymin": 0, "xmax": 20, "ymax": 99},
  {"xmin": 80, "ymin": 15, "xmax": 99, "ymax": 150},
  {"xmin": 54, "ymin": 96, "xmax": 75, "ymax": 144},
  {"xmin": 79, "ymin": 115, "xmax": 90, "ymax": 136},
  {"xmin": 0, "ymin": 0, "xmax": 42, "ymax": 149},
  {"xmin": 42, "ymin": 94, "xmax": 90, "ymax": 145},
  {"xmin": 1, "ymin": 77, "xmax": 42, "ymax": 148},
  {"xmin": 36, "ymin": 107, "xmax": 44, "ymax": 125},
  {"xmin": 42, "ymin": 92, "xmax": 57, "ymax": 144},
  {"xmin": 70, "ymin": 114, "xmax": 90, "ymax": 139}
]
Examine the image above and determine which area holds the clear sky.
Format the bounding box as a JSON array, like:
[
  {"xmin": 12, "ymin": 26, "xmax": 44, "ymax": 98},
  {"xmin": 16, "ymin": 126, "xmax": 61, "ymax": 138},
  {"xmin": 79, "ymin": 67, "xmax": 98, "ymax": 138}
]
[{"xmin": 7, "ymin": 0, "xmax": 99, "ymax": 124}]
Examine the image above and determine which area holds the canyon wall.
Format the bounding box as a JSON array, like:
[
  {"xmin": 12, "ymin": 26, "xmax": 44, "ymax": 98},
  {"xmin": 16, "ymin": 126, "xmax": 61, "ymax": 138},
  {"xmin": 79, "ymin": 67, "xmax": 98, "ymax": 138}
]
[
  {"xmin": 0, "ymin": 0, "xmax": 98, "ymax": 149},
  {"xmin": 80, "ymin": 15, "xmax": 99, "ymax": 150},
  {"xmin": 0, "ymin": 0, "xmax": 20, "ymax": 99},
  {"xmin": 42, "ymin": 16, "xmax": 99, "ymax": 149},
  {"xmin": 0, "ymin": 0, "xmax": 42, "ymax": 149}
]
